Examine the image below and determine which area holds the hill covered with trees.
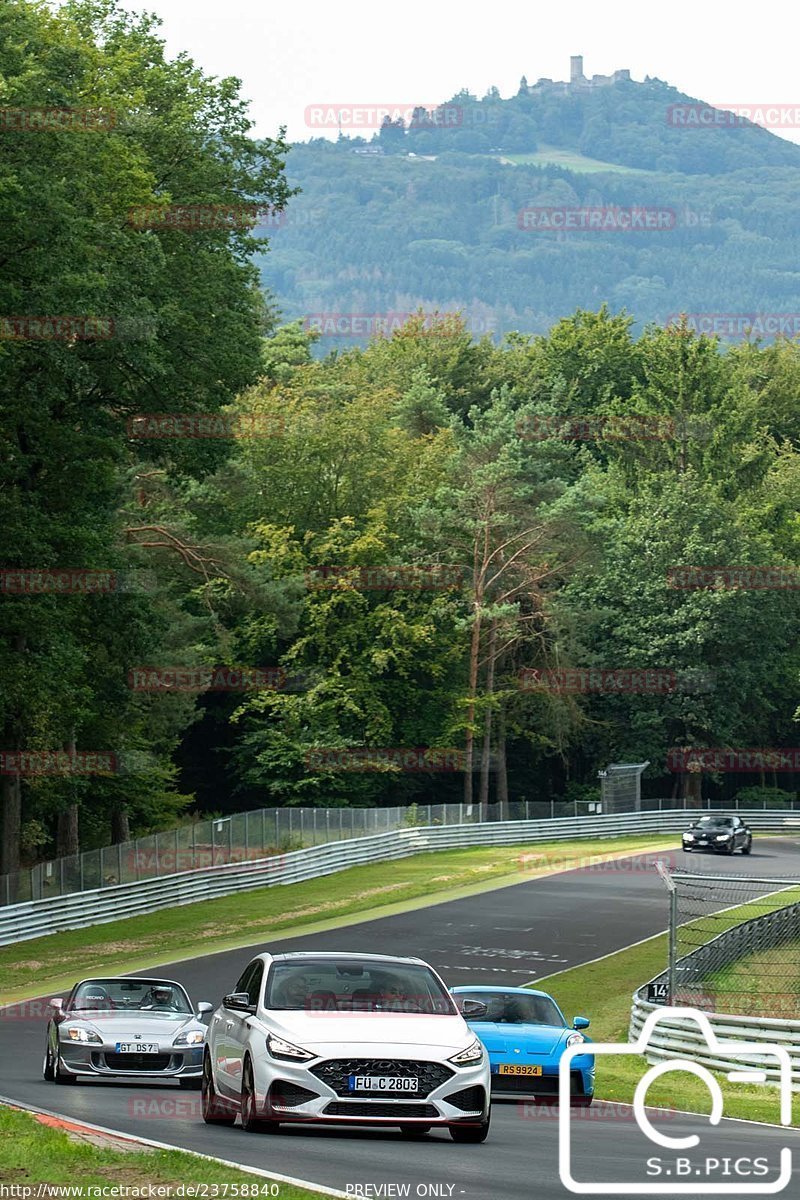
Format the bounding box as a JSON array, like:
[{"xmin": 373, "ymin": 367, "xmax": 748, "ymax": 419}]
[{"xmin": 259, "ymin": 77, "xmax": 800, "ymax": 343}]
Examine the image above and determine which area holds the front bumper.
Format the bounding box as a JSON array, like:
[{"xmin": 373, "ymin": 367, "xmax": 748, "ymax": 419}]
[
  {"xmin": 252, "ymin": 1052, "xmax": 490, "ymax": 1126},
  {"xmin": 488, "ymin": 1056, "xmax": 595, "ymax": 1100},
  {"xmin": 58, "ymin": 1041, "xmax": 203, "ymax": 1080},
  {"xmin": 683, "ymin": 839, "xmax": 732, "ymax": 852}
]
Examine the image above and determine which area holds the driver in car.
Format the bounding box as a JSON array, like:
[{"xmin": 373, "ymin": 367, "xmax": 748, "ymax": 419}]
[
  {"xmin": 140, "ymin": 985, "xmax": 179, "ymax": 1010},
  {"xmin": 274, "ymin": 973, "xmax": 312, "ymax": 1009}
]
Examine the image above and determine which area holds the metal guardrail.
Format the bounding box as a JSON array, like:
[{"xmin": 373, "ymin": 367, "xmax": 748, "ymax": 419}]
[
  {"xmin": 2, "ymin": 807, "xmax": 799, "ymax": 949},
  {"xmin": 630, "ymin": 874, "xmax": 800, "ymax": 1088},
  {"xmin": 7, "ymin": 794, "xmax": 797, "ymax": 907}
]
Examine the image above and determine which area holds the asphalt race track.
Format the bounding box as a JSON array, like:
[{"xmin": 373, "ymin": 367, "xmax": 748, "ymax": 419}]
[{"xmin": 4, "ymin": 838, "xmax": 800, "ymax": 1199}]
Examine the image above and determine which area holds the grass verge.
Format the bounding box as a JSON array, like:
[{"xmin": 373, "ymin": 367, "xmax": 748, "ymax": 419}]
[
  {"xmin": 0, "ymin": 1103, "xmax": 329, "ymax": 1196},
  {"xmin": 0, "ymin": 835, "xmax": 675, "ymax": 1003},
  {"xmin": 537, "ymin": 896, "xmax": 800, "ymax": 1126}
]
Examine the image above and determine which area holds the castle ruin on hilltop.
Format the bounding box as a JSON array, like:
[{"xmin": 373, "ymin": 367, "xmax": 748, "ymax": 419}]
[{"xmin": 522, "ymin": 56, "xmax": 632, "ymax": 94}]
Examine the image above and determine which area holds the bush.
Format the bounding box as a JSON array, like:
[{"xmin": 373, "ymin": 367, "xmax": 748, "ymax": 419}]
[{"xmin": 733, "ymin": 786, "xmax": 797, "ymax": 810}]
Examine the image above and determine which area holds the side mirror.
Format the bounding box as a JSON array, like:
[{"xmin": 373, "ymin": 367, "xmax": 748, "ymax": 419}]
[
  {"xmin": 196, "ymin": 1002, "xmax": 213, "ymax": 1018},
  {"xmin": 458, "ymin": 998, "xmax": 488, "ymax": 1018},
  {"xmin": 573, "ymin": 1016, "xmax": 590, "ymax": 1030},
  {"xmin": 223, "ymin": 992, "xmax": 255, "ymax": 1013},
  {"xmin": 49, "ymin": 998, "xmax": 64, "ymax": 1014}
]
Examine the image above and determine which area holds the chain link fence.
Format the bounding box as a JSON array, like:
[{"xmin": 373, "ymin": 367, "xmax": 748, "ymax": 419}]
[
  {"xmin": 6, "ymin": 793, "xmax": 799, "ymax": 910},
  {"xmin": 1, "ymin": 798, "xmax": 591, "ymax": 907},
  {"xmin": 665, "ymin": 869, "xmax": 800, "ymax": 1019}
]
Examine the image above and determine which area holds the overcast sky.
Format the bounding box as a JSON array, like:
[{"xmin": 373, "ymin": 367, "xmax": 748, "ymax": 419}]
[{"xmin": 128, "ymin": 0, "xmax": 800, "ymax": 147}]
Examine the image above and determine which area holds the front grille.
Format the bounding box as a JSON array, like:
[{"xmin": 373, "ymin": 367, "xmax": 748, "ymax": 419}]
[
  {"xmin": 103, "ymin": 1053, "xmax": 173, "ymax": 1072},
  {"xmin": 491, "ymin": 1070, "xmax": 584, "ymax": 1096},
  {"xmin": 311, "ymin": 1059, "xmax": 453, "ymax": 1098},
  {"xmin": 325, "ymin": 1101, "xmax": 438, "ymax": 1119},
  {"xmin": 268, "ymin": 1082, "xmax": 319, "ymax": 1109},
  {"xmin": 448, "ymin": 1085, "xmax": 486, "ymax": 1112}
]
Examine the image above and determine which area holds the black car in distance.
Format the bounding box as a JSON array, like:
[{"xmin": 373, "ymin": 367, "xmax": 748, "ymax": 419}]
[{"xmin": 682, "ymin": 814, "xmax": 752, "ymax": 855}]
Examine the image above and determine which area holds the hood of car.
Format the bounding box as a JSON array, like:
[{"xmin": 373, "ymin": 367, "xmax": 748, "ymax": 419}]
[
  {"xmin": 466, "ymin": 1021, "xmax": 569, "ymax": 1056},
  {"xmin": 267, "ymin": 1011, "xmax": 473, "ymax": 1053},
  {"xmin": 61, "ymin": 1011, "xmax": 199, "ymax": 1039}
]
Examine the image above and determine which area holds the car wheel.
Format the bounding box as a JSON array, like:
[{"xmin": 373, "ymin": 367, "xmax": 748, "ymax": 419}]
[
  {"xmin": 742, "ymin": 838, "xmax": 752, "ymax": 855},
  {"xmin": 725, "ymin": 841, "xmax": 735, "ymax": 855},
  {"xmin": 571, "ymin": 1095, "xmax": 593, "ymax": 1107},
  {"xmin": 399, "ymin": 1124, "xmax": 432, "ymax": 1138},
  {"xmin": 42, "ymin": 1034, "xmax": 55, "ymax": 1082},
  {"xmin": 241, "ymin": 1058, "xmax": 280, "ymax": 1133},
  {"xmin": 201, "ymin": 1052, "xmax": 235, "ymax": 1126},
  {"xmin": 449, "ymin": 1112, "xmax": 490, "ymax": 1144},
  {"xmin": 179, "ymin": 1076, "xmax": 202, "ymax": 1090},
  {"xmin": 54, "ymin": 1051, "xmax": 76, "ymax": 1085}
]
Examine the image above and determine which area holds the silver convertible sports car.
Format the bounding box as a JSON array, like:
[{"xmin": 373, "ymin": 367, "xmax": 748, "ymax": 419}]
[{"xmin": 43, "ymin": 977, "xmax": 212, "ymax": 1086}]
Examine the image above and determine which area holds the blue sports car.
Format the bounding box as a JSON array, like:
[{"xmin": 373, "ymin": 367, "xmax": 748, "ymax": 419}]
[{"xmin": 451, "ymin": 985, "xmax": 594, "ymax": 1106}]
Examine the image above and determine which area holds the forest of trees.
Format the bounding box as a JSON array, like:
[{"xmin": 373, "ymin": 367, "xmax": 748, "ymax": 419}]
[{"xmin": 2, "ymin": 1, "xmax": 800, "ymax": 875}]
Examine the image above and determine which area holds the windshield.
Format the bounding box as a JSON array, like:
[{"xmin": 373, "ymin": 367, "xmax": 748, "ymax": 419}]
[
  {"xmin": 69, "ymin": 978, "xmax": 192, "ymax": 1014},
  {"xmin": 456, "ymin": 990, "xmax": 564, "ymax": 1026},
  {"xmin": 694, "ymin": 818, "xmax": 733, "ymax": 829},
  {"xmin": 265, "ymin": 959, "xmax": 457, "ymax": 1014}
]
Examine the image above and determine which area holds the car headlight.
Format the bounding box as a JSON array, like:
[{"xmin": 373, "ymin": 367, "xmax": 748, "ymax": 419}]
[
  {"xmin": 683, "ymin": 833, "xmax": 694, "ymax": 840},
  {"xmin": 66, "ymin": 1027, "xmax": 102, "ymax": 1043},
  {"xmin": 449, "ymin": 1038, "xmax": 483, "ymax": 1066},
  {"xmin": 715, "ymin": 833, "xmax": 731, "ymax": 841},
  {"xmin": 566, "ymin": 1033, "xmax": 585, "ymax": 1048},
  {"xmin": 266, "ymin": 1033, "xmax": 315, "ymax": 1062},
  {"xmin": 173, "ymin": 1030, "xmax": 205, "ymax": 1046}
]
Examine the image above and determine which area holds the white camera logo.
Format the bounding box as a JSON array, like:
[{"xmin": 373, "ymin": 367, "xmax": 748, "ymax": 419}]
[{"xmin": 558, "ymin": 1007, "xmax": 792, "ymax": 1195}]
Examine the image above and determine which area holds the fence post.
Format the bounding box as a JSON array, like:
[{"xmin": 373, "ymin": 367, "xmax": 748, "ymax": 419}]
[
  {"xmin": 118, "ymin": 842, "xmax": 123, "ymax": 884},
  {"xmin": 668, "ymin": 887, "xmax": 678, "ymax": 1003}
]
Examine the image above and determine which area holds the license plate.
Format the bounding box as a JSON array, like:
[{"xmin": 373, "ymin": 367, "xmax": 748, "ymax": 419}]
[
  {"xmin": 348, "ymin": 1075, "xmax": 419, "ymax": 1092},
  {"xmin": 115, "ymin": 1042, "xmax": 160, "ymax": 1054},
  {"xmin": 498, "ymin": 1064, "xmax": 542, "ymax": 1076}
]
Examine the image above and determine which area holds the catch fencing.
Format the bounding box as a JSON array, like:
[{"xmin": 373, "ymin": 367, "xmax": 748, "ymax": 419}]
[
  {"xmin": 4, "ymin": 793, "xmax": 797, "ymax": 908},
  {"xmin": 1, "ymin": 808, "xmax": 800, "ymax": 948},
  {"xmin": 631, "ymin": 868, "xmax": 800, "ymax": 1088}
]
